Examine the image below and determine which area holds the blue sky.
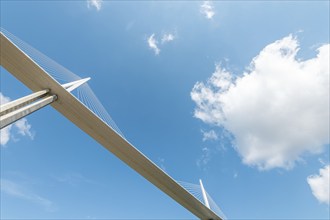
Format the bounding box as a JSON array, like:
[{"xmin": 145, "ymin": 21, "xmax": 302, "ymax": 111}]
[{"xmin": 1, "ymin": 1, "xmax": 329, "ymax": 219}]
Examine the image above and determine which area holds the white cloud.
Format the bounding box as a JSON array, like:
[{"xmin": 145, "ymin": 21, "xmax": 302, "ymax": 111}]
[
  {"xmin": 87, "ymin": 0, "xmax": 102, "ymax": 11},
  {"xmin": 161, "ymin": 33, "xmax": 175, "ymax": 44},
  {"xmin": 0, "ymin": 92, "xmax": 11, "ymax": 105},
  {"xmin": 1, "ymin": 93, "xmax": 12, "ymax": 146},
  {"xmin": 0, "ymin": 92, "xmax": 34, "ymax": 146},
  {"xmin": 200, "ymin": 1, "xmax": 215, "ymax": 20},
  {"xmin": 0, "ymin": 125, "xmax": 12, "ymax": 146},
  {"xmin": 307, "ymin": 165, "xmax": 330, "ymax": 204},
  {"xmin": 191, "ymin": 35, "xmax": 330, "ymax": 170},
  {"xmin": 0, "ymin": 178, "xmax": 56, "ymax": 211},
  {"xmin": 201, "ymin": 129, "xmax": 218, "ymax": 141},
  {"xmin": 147, "ymin": 33, "xmax": 176, "ymax": 55},
  {"xmin": 14, "ymin": 118, "xmax": 34, "ymax": 139},
  {"xmin": 147, "ymin": 34, "xmax": 160, "ymax": 55}
]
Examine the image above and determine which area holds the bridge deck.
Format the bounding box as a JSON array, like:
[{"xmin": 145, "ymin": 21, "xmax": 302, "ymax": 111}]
[{"xmin": 0, "ymin": 32, "xmax": 221, "ymax": 220}]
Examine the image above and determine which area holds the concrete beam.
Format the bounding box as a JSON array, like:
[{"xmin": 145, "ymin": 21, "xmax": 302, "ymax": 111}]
[
  {"xmin": 0, "ymin": 31, "xmax": 222, "ymax": 220},
  {"xmin": 0, "ymin": 95, "xmax": 57, "ymax": 129},
  {"xmin": 0, "ymin": 89, "xmax": 50, "ymax": 116}
]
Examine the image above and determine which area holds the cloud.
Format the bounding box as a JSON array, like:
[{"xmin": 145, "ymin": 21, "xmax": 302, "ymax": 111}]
[
  {"xmin": 200, "ymin": 1, "xmax": 215, "ymax": 20},
  {"xmin": 0, "ymin": 178, "xmax": 56, "ymax": 211},
  {"xmin": 1, "ymin": 93, "xmax": 13, "ymax": 146},
  {"xmin": 148, "ymin": 34, "xmax": 160, "ymax": 55},
  {"xmin": 191, "ymin": 35, "xmax": 330, "ymax": 170},
  {"xmin": 201, "ymin": 129, "xmax": 218, "ymax": 141},
  {"xmin": 87, "ymin": 0, "xmax": 102, "ymax": 11},
  {"xmin": 161, "ymin": 33, "xmax": 175, "ymax": 44},
  {"xmin": 147, "ymin": 33, "xmax": 176, "ymax": 55},
  {"xmin": 0, "ymin": 92, "xmax": 11, "ymax": 105},
  {"xmin": 307, "ymin": 165, "xmax": 330, "ymax": 204},
  {"xmin": 0, "ymin": 125, "xmax": 12, "ymax": 146},
  {"xmin": 197, "ymin": 147, "xmax": 212, "ymax": 168},
  {"xmin": 14, "ymin": 118, "xmax": 34, "ymax": 139},
  {"xmin": 0, "ymin": 93, "xmax": 34, "ymax": 146},
  {"xmin": 52, "ymin": 172, "xmax": 96, "ymax": 186}
]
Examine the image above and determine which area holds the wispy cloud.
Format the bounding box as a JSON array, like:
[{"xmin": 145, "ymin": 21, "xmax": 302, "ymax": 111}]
[
  {"xmin": 0, "ymin": 178, "xmax": 56, "ymax": 212},
  {"xmin": 147, "ymin": 34, "xmax": 160, "ymax": 55},
  {"xmin": 307, "ymin": 165, "xmax": 330, "ymax": 205},
  {"xmin": 200, "ymin": 1, "xmax": 215, "ymax": 20},
  {"xmin": 52, "ymin": 172, "xmax": 97, "ymax": 186},
  {"xmin": 201, "ymin": 129, "xmax": 218, "ymax": 141},
  {"xmin": 161, "ymin": 33, "xmax": 175, "ymax": 44},
  {"xmin": 0, "ymin": 93, "xmax": 34, "ymax": 146},
  {"xmin": 197, "ymin": 147, "xmax": 212, "ymax": 169},
  {"xmin": 191, "ymin": 35, "xmax": 329, "ymax": 170},
  {"xmin": 87, "ymin": 0, "xmax": 103, "ymax": 11}
]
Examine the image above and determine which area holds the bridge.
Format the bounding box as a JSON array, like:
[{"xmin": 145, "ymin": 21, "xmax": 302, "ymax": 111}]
[{"xmin": 0, "ymin": 29, "xmax": 225, "ymax": 220}]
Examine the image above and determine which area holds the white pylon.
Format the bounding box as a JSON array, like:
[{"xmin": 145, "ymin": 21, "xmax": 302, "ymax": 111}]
[
  {"xmin": 199, "ymin": 179, "xmax": 211, "ymax": 209},
  {"xmin": 62, "ymin": 77, "xmax": 91, "ymax": 92}
]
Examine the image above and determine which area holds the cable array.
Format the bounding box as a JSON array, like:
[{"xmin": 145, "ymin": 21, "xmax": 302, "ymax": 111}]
[
  {"xmin": 1, "ymin": 28, "xmax": 124, "ymax": 137},
  {"xmin": 177, "ymin": 180, "xmax": 227, "ymax": 220},
  {"xmin": 177, "ymin": 180, "xmax": 205, "ymax": 203},
  {"xmin": 1, "ymin": 28, "xmax": 79, "ymax": 84},
  {"xmin": 77, "ymin": 84, "xmax": 124, "ymax": 137}
]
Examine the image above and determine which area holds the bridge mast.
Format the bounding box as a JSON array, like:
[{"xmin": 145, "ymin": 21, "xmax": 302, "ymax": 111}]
[{"xmin": 200, "ymin": 179, "xmax": 211, "ymax": 209}]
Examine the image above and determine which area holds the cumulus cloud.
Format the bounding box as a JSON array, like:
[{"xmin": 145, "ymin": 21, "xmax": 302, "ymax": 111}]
[
  {"xmin": 0, "ymin": 93, "xmax": 34, "ymax": 146},
  {"xmin": 200, "ymin": 1, "xmax": 215, "ymax": 19},
  {"xmin": 191, "ymin": 35, "xmax": 330, "ymax": 170},
  {"xmin": 202, "ymin": 129, "xmax": 218, "ymax": 141},
  {"xmin": 14, "ymin": 118, "xmax": 34, "ymax": 139},
  {"xmin": 307, "ymin": 165, "xmax": 330, "ymax": 204},
  {"xmin": 87, "ymin": 0, "xmax": 102, "ymax": 11},
  {"xmin": 147, "ymin": 34, "xmax": 160, "ymax": 55}
]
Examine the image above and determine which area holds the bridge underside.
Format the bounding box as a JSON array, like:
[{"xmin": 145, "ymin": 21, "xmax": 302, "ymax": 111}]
[{"xmin": 0, "ymin": 32, "xmax": 221, "ymax": 220}]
